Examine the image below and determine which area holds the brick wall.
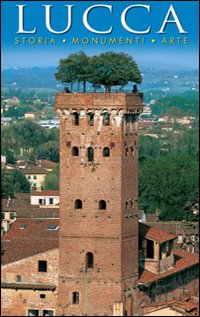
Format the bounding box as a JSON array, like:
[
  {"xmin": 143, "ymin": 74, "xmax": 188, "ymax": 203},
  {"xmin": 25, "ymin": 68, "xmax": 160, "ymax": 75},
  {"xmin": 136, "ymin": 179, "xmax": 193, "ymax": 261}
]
[
  {"xmin": 56, "ymin": 93, "xmax": 143, "ymax": 316},
  {"xmin": 1, "ymin": 249, "xmax": 59, "ymax": 316}
]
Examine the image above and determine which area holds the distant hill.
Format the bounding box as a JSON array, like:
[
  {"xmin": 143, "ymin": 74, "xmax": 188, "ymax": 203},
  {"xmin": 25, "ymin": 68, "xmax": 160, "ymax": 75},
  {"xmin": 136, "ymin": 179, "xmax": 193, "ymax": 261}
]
[{"xmin": 1, "ymin": 66, "xmax": 199, "ymax": 94}]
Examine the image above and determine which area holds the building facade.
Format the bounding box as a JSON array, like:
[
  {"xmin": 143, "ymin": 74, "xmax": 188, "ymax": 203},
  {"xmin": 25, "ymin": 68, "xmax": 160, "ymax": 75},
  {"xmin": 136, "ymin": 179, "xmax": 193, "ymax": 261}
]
[{"xmin": 55, "ymin": 93, "xmax": 143, "ymax": 316}]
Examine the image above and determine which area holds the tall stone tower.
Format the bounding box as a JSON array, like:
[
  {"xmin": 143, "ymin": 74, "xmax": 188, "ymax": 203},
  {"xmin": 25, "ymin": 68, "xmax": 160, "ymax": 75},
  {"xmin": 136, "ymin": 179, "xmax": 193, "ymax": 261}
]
[{"xmin": 55, "ymin": 93, "xmax": 143, "ymax": 316}]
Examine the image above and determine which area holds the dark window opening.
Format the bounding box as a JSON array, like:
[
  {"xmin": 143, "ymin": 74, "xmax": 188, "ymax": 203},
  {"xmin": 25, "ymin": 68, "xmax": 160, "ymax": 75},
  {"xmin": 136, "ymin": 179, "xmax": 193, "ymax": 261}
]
[
  {"xmin": 88, "ymin": 113, "xmax": 94, "ymax": 126},
  {"xmin": 86, "ymin": 252, "xmax": 94, "ymax": 269},
  {"xmin": 1, "ymin": 212, "xmax": 5, "ymax": 219},
  {"xmin": 10, "ymin": 212, "xmax": 15, "ymax": 220},
  {"xmin": 103, "ymin": 147, "xmax": 110, "ymax": 157},
  {"xmin": 73, "ymin": 113, "xmax": 79, "ymax": 126},
  {"xmin": 49, "ymin": 198, "xmax": 53, "ymax": 205},
  {"xmin": 87, "ymin": 147, "xmax": 94, "ymax": 162},
  {"xmin": 40, "ymin": 294, "xmax": 46, "ymax": 299},
  {"xmin": 16, "ymin": 275, "xmax": 21, "ymax": 282},
  {"xmin": 42, "ymin": 310, "xmax": 54, "ymax": 316},
  {"xmin": 99, "ymin": 200, "xmax": 106, "ymax": 210},
  {"xmin": 103, "ymin": 112, "xmax": 110, "ymax": 126},
  {"xmin": 38, "ymin": 260, "xmax": 47, "ymax": 272},
  {"xmin": 75, "ymin": 199, "xmax": 82, "ymax": 209},
  {"xmin": 39, "ymin": 199, "xmax": 46, "ymax": 205},
  {"xmin": 146, "ymin": 239, "xmax": 154, "ymax": 259},
  {"xmin": 72, "ymin": 146, "xmax": 79, "ymax": 156},
  {"xmin": 72, "ymin": 292, "xmax": 80, "ymax": 304},
  {"xmin": 28, "ymin": 310, "xmax": 39, "ymax": 316}
]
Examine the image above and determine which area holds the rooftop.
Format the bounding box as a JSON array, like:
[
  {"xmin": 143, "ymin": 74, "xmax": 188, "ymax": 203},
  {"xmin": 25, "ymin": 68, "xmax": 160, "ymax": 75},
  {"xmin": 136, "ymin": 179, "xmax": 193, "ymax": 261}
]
[
  {"xmin": 138, "ymin": 249, "xmax": 199, "ymax": 284},
  {"xmin": 21, "ymin": 166, "xmax": 49, "ymax": 174},
  {"xmin": 2, "ymin": 218, "xmax": 59, "ymax": 265},
  {"xmin": 31, "ymin": 190, "xmax": 59, "ymax": 196},
  {"xmin": 140, "ymin": 223, "xmax": 176, "ymax": 244}
]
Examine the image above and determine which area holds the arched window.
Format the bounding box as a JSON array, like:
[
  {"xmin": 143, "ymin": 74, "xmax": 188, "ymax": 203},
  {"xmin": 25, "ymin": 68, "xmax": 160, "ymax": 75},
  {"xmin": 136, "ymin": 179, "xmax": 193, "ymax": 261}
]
[
  {"xmin": 103, "ymin": 147, "xmax": 110, "ymax": 157},
  {"xmin": 16, "ymin": 275, "xmax": 21, "ymax": 282},
  {"xmin": 73, "ymin": 112, "xmax": 79, "ymax": 126},
  {"xmin": 72, "ymin": 147, "xmax": 79, "ymax": 156},
  {"xmin": 86, "ymin": 252, "xmax": 94, "ymax": 269},
  {"xmin": 88, "ymin": 113, "xmax": 94, "ymax": 126},
  {"xmin": 75, "ymin": 199, "xmax": 82, "ymax": 209},
  {"xmin": 87, "ymin": 147, "xmax": 94, "ymax": 162},
  {"xmin": 103, "ymin": 112, "xmax": 110, "ymax": 126},
  {"xmin": 99, "ymin": 200, "xmax": 106, "ymax": 210}
]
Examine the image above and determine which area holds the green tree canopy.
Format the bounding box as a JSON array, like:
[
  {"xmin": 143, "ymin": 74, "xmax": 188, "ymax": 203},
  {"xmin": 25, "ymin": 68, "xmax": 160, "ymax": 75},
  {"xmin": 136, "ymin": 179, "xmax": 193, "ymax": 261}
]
[
  {"xmin": 35, "ymin": 141, "xmax": 59, "ymax": 163},
  {"xmin": 44, "ymin": 165, "xmax": 59, "ymax": 190},
  {"xmin": 55, "ymin": 51, "xmax": 142, "ymax": 93},
  {"xmin": 1, "ymin": 169, "xmax": 30, "ymax": 198},
  {"xmin": 139, "ymin": 154, "xmax": 199, "ymax": 220}
]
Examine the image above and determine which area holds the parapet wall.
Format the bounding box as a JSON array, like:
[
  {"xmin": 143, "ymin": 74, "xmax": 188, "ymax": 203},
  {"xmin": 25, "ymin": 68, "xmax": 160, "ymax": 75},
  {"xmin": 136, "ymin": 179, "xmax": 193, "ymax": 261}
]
[{"xmin": 55, "ymin": 92, "xmax": 143, "ymax": 115}]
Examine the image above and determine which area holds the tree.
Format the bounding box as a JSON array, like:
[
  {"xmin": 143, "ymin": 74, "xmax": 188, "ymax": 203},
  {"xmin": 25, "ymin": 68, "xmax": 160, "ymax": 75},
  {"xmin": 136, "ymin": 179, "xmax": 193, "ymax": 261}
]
[
  {"xmin": 55, "ymin": 51, "xmax": 90, "ymax": 92},
  {"xmin": 35, "ymin": 141, "xmax": 59, "ymax": 162},
  {"xmin": 44, "ymin": 165, "xmax": 59, "ymax": 190},
  {"xmin": 139, "ymin": 154, "xmax": 199, "ymax": 220},
  {"xmin": 88, "ymin": 52, "xmax": 142, "ymax": 92},
  {"xmin": 55, "ymin": 51, "xmax": 142, "ymax": 93},
  {"xmin": 1, "ymin": 169, "xmax": 30, "ymax": 198}
]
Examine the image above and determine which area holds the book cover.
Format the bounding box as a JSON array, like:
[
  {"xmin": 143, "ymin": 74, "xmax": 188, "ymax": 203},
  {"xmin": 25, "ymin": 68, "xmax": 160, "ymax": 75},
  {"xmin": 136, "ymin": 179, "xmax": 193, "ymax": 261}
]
[{"xmin": 1, "ymin": 1, "xmax": 199, "ymax": 316}]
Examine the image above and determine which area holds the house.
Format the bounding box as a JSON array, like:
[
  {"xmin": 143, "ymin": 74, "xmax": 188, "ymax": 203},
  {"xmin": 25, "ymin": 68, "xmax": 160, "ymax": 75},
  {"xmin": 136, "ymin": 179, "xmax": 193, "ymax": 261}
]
[
  {"xmin": 30, "ymin": 190, "xmax": 59, "ymax": 207},
  {"xmin": 21, "ymin": 166, "xmax": 49, "ymax": 190},
  {"xmin": 16, "ymin": 160, "xmax": 57, "ymax": 172},
  {"xmin": 1, "ymin": 192, "xmax": 59, "ymax": 232},
  {"xmin": 1, "ymin": 219, "xmax": 59, "ymax": 317},
  {"xmin": 24, "ymin": 112, "xmax": 36, "ymax": 119},
  {"xmin": 138, "ymin": 223, "xmax": 199, "ymax": 315}
]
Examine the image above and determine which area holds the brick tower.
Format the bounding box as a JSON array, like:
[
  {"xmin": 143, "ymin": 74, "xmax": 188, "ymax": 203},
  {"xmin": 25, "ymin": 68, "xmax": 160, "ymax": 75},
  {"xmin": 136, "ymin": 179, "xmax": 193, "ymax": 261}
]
[{"xmin": 55, "ymin": 93, "xmax": 143, "ymax": 316}]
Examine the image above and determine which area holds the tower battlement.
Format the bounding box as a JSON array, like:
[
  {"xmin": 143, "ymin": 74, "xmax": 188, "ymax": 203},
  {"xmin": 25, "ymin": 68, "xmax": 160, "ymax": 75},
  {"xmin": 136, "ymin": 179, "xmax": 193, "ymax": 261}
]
[{"xmin": 55, "ymin": 92, "xmax": 143, "ymax": 115}]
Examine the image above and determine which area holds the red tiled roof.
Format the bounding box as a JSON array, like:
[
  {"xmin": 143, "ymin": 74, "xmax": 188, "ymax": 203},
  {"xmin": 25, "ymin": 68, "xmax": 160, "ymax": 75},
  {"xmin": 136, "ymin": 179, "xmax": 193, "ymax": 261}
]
[
  {"xmin": 31, "ymin": 190, "xmax": 59, "ymax": 196},
  {"xmin": 38, "ymin": 160, "xmax": 58, "ymax": 169},
  {"xmin": 138, "ymin": 249, "xmax": 199, "ymax": 284},
  {"xmin": 144, "ymin": 226, "xmax": 176, "ymax": 244},
  {"xmin": 2, "ymin": 219, "xmax": 59, "ymax": 265},
  {"xmin": 21, "ymin": 166, "xmax": 48, "ymax": 174}
]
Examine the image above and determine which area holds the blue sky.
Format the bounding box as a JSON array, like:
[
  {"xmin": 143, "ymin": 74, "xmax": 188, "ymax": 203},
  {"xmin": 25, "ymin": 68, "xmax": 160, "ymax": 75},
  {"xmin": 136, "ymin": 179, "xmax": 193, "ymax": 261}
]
[{"xmin": 1, "ymin": 1, "xmax": 199, "ymax": 69}]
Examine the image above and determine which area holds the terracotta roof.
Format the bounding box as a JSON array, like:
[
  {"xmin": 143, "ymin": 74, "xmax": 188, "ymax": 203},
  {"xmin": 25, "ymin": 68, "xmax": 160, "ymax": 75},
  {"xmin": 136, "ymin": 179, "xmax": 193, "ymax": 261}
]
[
  {"xmin": 143, "ymin": 224, "xmax": 176, "ymax": 244},
  {"xmin": 31, "ymin": 190, "xmax": 59, "ymax": 196},
  {"xmin": 1, "ymin": 282, "xmax": 56, "ymax": 291},
  {"xmin": 146, "ymin": 221, "xmax": 199, "ymax": 236},
  {"xmin": 138, "ymin": 249, "xmax": 199, "ymax": 284},
  {"xmin": 2, "ymin": 218, "xmax": 59, "ymax": 265},
  {"xmin": 21, "ymin": 166, "xmax": 48, "ymax": 174},
  {"xmin": 38, "ymin": 160, "xmax": 58, "ymax": 169}
]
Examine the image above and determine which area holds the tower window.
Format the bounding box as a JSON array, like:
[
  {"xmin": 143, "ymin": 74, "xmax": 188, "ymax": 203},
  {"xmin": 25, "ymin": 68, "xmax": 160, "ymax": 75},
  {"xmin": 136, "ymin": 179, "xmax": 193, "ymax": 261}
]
[
  {"xmin": 73, "ymin": 112, "xmax": 79, "ymax": 126},
  {"xmin": 88, "ymin": 113, "xmax": 94, "ymax": 126},
  {"xmin": 99, "ymin": 200, "xmax": 107, "ymax": 210},
  {"xmin": 103, "ymin": 112, "xmax": 110, "ymax": 126},
  {"xmin": 75, "ymin": 199, "xmax": 82, "ymax": 209},
  {"xmin": 103, "ymin": 147, "xmax": 110, "ymax": 157},
  {"xmin": 72, "ymin": 292, "xmax": 80, "ymax": 304},
  {"xmin": 87, "ymin": 147, "xmax": 94, "ymax": 162},
  {"xmin": 72, "ymin": 146, "xmax": 79, "ymax": 156},
  {"xmin": 40, "ymin": 294, "xmax": 46, "ymax": 299},
  {"xmin": 86, "ymin": 252, "xmax": 94, "ymax": 269},
  {"xmin": 16, "ymin": 275, "xmax": 21, "ymax": 282},
  {"xmin": 38, "ymin": 260, "xmax": 47, "ymax": 272}
]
